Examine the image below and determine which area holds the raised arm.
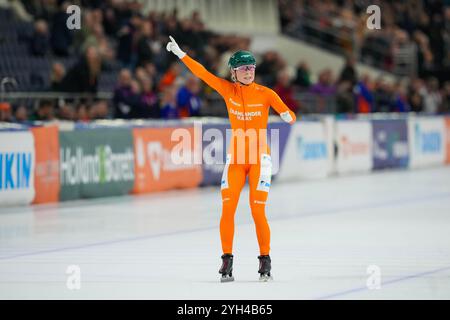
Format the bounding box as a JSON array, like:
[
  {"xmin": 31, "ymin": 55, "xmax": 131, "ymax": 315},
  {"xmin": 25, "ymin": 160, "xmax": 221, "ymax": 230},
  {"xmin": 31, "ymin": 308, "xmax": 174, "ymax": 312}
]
[
  {"xmin": 166, "ymin": 36, "xmax": 230, "ymax": 96},
  {"xmin": 267, "ymin": 89, "xmax": 297, "ymax": 124}
]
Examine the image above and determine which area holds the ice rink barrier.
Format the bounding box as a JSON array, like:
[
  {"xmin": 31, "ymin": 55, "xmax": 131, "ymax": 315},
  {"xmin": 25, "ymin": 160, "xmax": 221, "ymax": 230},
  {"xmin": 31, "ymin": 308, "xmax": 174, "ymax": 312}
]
[{"xmin": 1, "ymin": 114, "xmax": 449, "ymax": 207}]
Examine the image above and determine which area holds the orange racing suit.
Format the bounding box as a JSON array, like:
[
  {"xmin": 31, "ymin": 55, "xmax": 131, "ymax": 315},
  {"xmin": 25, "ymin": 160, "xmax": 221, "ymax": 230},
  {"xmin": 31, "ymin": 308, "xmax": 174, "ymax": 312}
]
[{"xmin": 181, "ymin": 55, "xmax": 296, "ymax": 255}]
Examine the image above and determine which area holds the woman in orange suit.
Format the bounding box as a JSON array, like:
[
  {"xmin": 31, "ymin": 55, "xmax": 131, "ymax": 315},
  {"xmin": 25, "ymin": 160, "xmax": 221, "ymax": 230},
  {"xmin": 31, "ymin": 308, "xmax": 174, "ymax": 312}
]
[{"xmin": 166, "ymin": 36, "xmax": 296, "ymax": 282}]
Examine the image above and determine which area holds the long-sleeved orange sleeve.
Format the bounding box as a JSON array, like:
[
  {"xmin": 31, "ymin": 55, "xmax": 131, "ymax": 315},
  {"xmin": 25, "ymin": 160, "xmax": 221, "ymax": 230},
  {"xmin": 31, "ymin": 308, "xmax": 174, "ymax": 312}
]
[
  {"xmin": 267, "ymin": 89, "xmax": 297, "ymax": 124},
  {"xmin": 181, "ymin": 55, "xmax": 231, "ymax": 97}
]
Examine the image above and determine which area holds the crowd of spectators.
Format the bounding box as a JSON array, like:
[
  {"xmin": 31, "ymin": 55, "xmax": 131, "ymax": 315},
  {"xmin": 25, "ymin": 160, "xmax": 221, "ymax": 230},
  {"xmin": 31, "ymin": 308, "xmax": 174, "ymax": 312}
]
[
  {"xmin": 278, "ymin": 0, "xmax": 450, "ymax": 82},
  {"xmin": 2, "ymin": 0, "xmax": 254, "ymax": 122},
  {"xmin": 257, "ymin": 51, "xmax": 450, "ymax": 114},
  {"xmin": 0, "ymin": 0, "xmax": 449, "ymax": 124}
]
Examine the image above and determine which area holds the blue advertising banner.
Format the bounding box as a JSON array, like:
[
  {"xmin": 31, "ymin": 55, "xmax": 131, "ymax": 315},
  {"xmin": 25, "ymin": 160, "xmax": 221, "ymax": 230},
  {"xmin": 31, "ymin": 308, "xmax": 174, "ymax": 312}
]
[
  {"xmin": 372, "ymin": 119, "xmax": 409, "ymax": 169},
  {"xmin": 408, "ymin": 117, "xmax": 446, "ymax": 168},
  {"xmin": 200, "ymin": 122, "xmax": 292, "ymax": 186},
  {"xmin": 267, "ymin": 121, "xmax": 292, "ymax": 179},
  {"xmin": 200, "ymin": 123, "xmax": 230, "ymax": 186}
]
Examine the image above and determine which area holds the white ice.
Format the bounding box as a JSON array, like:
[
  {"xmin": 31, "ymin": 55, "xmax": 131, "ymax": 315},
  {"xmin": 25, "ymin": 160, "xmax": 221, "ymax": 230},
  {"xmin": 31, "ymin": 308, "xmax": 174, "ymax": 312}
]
[{"xmin": 1, "ymin": 166, "xmax": 450, "ymax": 299}]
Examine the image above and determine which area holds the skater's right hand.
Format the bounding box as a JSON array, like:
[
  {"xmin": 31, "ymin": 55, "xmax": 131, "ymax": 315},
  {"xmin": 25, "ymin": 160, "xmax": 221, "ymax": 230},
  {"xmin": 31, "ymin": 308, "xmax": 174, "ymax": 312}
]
[
  {"xmin": 280, "ymin": 111, "xmax": 296, "ymax": 125},
  {"xmin": 166, "ymin": 36, "xmax": 186, "ymax": 59}
]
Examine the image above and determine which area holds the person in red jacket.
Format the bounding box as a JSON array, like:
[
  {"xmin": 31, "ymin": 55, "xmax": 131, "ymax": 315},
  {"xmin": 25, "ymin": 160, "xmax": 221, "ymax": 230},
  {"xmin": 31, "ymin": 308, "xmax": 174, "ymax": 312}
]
[{"xmin": 167, "ymin": 36, "xmax": 296, "ymax": 282}]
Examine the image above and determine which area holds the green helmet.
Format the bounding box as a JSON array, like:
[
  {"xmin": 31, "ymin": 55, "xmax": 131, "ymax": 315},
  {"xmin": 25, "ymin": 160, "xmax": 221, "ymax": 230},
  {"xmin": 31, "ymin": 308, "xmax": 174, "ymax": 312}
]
[{"xmin": 228, "ymin": 50, "xmax": 256, "ymax": 69}]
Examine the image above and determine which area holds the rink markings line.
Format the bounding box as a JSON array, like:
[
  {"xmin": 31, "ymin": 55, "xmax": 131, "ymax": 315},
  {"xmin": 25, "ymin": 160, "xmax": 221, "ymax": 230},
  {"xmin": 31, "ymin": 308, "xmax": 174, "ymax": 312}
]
[
  {"xmin": 314, "ymin": 265, "xmax": 450, "ymax": 300},
  {"xmin": 1, "ymin": 191, "xmax": 450, "ymax": 261}
]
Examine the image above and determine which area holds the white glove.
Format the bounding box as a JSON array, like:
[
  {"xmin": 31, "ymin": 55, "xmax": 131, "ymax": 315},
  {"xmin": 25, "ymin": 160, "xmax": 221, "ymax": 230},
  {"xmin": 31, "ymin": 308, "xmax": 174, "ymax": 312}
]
[
  {"xmin": 280, "ymin": 111, "xmax": 294, "ymax": 124},
  {"xmin": 166, "ymin": 35, "xmax": 186, "ymax": 59}
]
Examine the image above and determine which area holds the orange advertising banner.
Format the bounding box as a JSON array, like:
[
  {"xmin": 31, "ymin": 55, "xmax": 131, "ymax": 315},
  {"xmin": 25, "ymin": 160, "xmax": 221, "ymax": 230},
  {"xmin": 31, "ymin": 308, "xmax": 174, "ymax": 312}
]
[
  {"xmin": 132, "ymin": 127, "xmax": 203, "ymax": 193},
  {"xmin": 31, "ymin": 126, "xmax": 60, "ymax": 204},
  {"xmin": 446, "ymin": 117, "xmax": 450, "ymax": 164}
]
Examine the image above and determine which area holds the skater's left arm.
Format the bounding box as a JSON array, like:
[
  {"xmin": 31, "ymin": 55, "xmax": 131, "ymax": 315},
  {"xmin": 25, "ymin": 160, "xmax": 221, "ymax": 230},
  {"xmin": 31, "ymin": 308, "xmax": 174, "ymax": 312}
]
[{"xmin": 267, "ymin": 89, "xmax": 297, "ymax": 125}]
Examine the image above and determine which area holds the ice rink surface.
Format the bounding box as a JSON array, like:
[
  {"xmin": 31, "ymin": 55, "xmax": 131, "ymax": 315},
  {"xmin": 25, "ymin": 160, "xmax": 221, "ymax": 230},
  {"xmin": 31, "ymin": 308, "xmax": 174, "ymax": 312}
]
[{"xmin": 1, "ymin": 166, "xmax": 450, "ymax": 300}]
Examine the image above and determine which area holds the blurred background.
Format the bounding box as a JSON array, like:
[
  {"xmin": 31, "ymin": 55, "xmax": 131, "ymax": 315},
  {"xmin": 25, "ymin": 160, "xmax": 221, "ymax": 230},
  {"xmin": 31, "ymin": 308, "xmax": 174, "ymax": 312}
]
[{"xmin": 0, "ymin": 0, "xmax": 449, "ymax": 122}]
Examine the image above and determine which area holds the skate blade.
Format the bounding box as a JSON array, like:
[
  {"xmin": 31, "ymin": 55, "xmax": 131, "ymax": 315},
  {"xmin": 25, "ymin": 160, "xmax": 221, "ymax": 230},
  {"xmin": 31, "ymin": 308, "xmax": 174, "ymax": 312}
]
[
  {"xmin": 259, "ymin": 274, "xmax": 273, "ymax": 282},
  {"xmin": 220, "ymin": 275, "xmax": 234, "ymax": 283}
]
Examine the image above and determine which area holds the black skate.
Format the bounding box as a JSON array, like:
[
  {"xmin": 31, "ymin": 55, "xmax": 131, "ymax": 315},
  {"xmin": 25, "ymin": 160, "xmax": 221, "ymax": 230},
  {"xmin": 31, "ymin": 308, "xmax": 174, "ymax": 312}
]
[
  {"xmin": 258, "ymin": 255, "xmax": 273, "ymax": 282},
  {"xmin": 219, "ymin": 254, "xmax": 234, "ymax": 282}
]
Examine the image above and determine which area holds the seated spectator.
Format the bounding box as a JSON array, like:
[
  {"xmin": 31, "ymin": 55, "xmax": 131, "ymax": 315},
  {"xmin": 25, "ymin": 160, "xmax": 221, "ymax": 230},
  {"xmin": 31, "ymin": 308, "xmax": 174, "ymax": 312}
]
[
  {"xmin": 102, "ymin": 5, "xmax": 119, "ymax": 37},
  {"xmin": 58, "ymin": 103, "xmax": 76, "ymax": 121},
  {"xmin": 335, "ymin": 81, "xmax": 355, "ymax": 113},
  {"xmin": 176, "ymin": 75, "xmax": 202, "ymax": 117},
  {"xmin": 126, "ymin": 76, "xmax": 159, "ymax": 119},
  {"xmin": 76, "ymin": 103, "xmax": 90, "ymax": 122},
  {"xmin": 439, "ymin": 81, "xmax": 450, "ymax": 113},
  {"xmin": 408, "ymin": 78, "xmax": 426, "ymax": 111},
  {"xmin": 135, "ymin": 66, "xmax": 149, "ymax": 84},
  {"xmin": 338, "ymin": 55, "xmax": 357, "ymax": 86},
  {"xmin": 59, "ymin": 46, "xmax": 102, "ymax": 93},
  {"xmin": 136, "ymin": 21, "xmax": 156, "ymax": 68},
  {"xmin": 0, "ymin": 102, "xmax": 13, "ymax": 122},
  {"xmin": 113, "ymin": 69, "xmax": 134, "ymax": 119},
  {"xmin": 373, "ymin": 78, "xmax": 394, "ymax": 113},
  {"xmin": 50, "ymin": 1, "xmax": 73, "ymax": 56},
  {"xmin": 257, "ymin": 51, "xmax": 281, "ymax": 87},
  {"xmin": 89, "ymin": 100, "xmax": 110, "ymax": 120},
  {"xmin": 29, "ymin": 19, "xmax": 50, "ymax": 56},
  {"xmin": 72, "ymin": 9, "xmax": 94, "ymax": 53},
  {"xmin": 409, "ymin": 93, "xmax": 423, "ymax": 112},
  {"xmin": 391, "ymin": 83, "xmax": 411, "ymax": 113},
  {"xmin": 30, "ymin": 99, "xmax": 55, "ymax": 121},
  {"xmin": 127, "ymin": 80, "xmax": 145, "ymax": 119},
  {"xmin": 117, "ymin": 13, "xmax": 142, "ymax": 68},
  {"xmin": 354, "ymin": 75, "xmax": 374, "ymax": 113},
  {"xmin": 160, "ymin": 86, "xmax": 179, "ymax": 119},
  {"xmin": 273, "ymin": 70, "xmax": 299, "ymax": 114},
  {"xmin": 142, "ymin": 62, "xmax": 159, "ymax": 86},
  {"xmin": 13, "ymin": 104, "xmax": 29, "ymax": 122},
  {"xmin": 81, "ymin": 22, "xmax": 114, "ymax": 62},
  {"xmin": 309, "ymin": 69, "xmax": 336, "ymax": 96},
  {"xmin": 138, "ymin": 77, "xmax": 159, "ymax": 119},
  {"xmin": 293, "ymin": 61, "xmax": 311, "ymax": 89},
  {"xmin": 49, "ymin": 62, "xmax": 66, "ymax": 92},
  {"xmin": 422, "ymin": 77, "xmax": 442, "ymax": 114},
  {"xmin": 159, "ymin": 62, "xmax": 182, "ymax": 92}
]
